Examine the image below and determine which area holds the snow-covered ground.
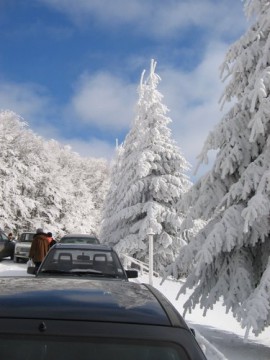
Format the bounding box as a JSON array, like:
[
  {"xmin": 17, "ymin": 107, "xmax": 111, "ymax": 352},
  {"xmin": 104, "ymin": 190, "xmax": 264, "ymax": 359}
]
[{"xmin": 0, "ymin": 259, "xmax": 270, "ymax": 360}]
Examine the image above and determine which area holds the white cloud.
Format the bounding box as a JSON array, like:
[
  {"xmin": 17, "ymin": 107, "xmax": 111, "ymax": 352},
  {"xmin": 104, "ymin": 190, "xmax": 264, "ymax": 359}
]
[
  {"xmin": 40, "ymin": 0, "xmax": 246, "ymax": 39},
  {"xmin": 0, "ymin": 80, "xmax": 53, "ymax": 121},
  {"xmin": 69, "ymin": 71, "xmax": 137, "ymax": 130},
  {"xmin": 0, "ymin": 75, "xmax": 130, "ymax": 161},
  {"xmin": 158, "ymin": 41, "xmax": 231, "ymax": 176},
  {"xmin": 0, "ymin": 41, "xmax": 235, "ymax": 182},
  {"xmin": 0, "ymin": 0, "xmax": 246, "ymax": 184},
  {"xmin": 0, "ymin": 35, "xmax": 237, "ymax": 184},
  {"xmin": 66, "ymin": 40, "xmax": 231, "ymax": 179}
]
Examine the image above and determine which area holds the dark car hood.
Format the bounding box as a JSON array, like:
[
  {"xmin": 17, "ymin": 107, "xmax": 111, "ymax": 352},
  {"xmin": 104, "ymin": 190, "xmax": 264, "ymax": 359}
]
[{"xmin": 0, "ymin": 277, "xmax": 173, "ymax": 326}]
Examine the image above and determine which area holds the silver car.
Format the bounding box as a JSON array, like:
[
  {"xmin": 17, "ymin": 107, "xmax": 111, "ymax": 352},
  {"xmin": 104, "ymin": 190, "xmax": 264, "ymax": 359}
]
[
  {"xmin": 59, "ymin": 233, "xmax": 100, "ymax": 245},
  {"xmin": 14, "ymin": 232, "xmax": 35, "ymax": 262}
]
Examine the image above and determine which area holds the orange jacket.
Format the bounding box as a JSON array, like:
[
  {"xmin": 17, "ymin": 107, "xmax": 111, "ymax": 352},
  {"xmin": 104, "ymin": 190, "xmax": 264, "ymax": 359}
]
[{"xmin": 29, "ymin": 233, "xmax": 49, "ymax": 262}]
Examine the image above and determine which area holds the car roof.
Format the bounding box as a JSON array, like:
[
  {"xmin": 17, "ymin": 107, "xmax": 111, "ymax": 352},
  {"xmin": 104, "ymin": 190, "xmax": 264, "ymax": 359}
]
[
  {"xmin": 52, "ymin": 243, "xmax": 113, "ymax": 251},
  {"xmin": 61, "ymin": 234, "xmax": 98, "ymax": 238},
  {"xmin": 0, "ymin": 277, "xmax": 187, "ymax": 329}
]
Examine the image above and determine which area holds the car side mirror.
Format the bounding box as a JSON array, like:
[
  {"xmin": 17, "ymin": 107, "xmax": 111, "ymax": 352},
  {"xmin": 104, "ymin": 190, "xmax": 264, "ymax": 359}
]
[{"xmin": 125, "ymin": 269, "xmax": 138, "ymax": 278}]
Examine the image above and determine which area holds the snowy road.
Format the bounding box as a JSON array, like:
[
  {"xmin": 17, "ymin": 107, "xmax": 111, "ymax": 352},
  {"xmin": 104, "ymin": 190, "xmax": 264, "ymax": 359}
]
[
  {"xmin": 1, "ymin": 259, "xmax": 270, "ymax": 360},
  {"xmin": 148, "ymin": 275, "xmax": 270, "ymax": 360},
  {"xmin": 193, "ymin": 324, "xmax": 270, "ymax": 360}
]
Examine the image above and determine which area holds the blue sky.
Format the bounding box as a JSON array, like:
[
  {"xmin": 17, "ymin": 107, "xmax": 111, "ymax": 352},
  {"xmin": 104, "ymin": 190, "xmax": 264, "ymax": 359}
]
[{"xmin": 0, "ymin": 0, "xmax": 247, "ymax": 180}]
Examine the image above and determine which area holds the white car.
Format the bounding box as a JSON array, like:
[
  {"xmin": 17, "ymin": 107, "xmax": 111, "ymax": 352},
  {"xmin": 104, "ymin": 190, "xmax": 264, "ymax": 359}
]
[{"xmin": 14, "ymin": 232, "xmax": 35, "ymax": 262}]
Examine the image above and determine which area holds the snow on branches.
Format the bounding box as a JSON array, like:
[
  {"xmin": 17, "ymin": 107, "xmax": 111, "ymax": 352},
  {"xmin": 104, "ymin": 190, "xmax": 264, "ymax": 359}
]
[
  {"xmin": 0, "ymin": 110, "xmax": 109, "ymax": 236},
  {"xmin": 100, "ymin": 60, "xmax": 191, "ymax": 272},
  {"xmin": 165, "ymin": 0, "xmax": 270, "ymax": 337}
]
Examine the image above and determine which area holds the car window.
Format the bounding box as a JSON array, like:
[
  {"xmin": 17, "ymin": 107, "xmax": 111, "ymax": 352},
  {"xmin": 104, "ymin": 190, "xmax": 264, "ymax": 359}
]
[
  {"xmin": 0, "ymin": 232, "xmax": 8, "ymax": 241},
  {"xmin": 0, "ymin": 337, "xmax": 189, "ymax": 360},
  {"xmin": 22, "ymin": 233, "xmax": 35, "ymax": 242},
  {"xmin": 40, "ymin": 248, "xmax": 125, "ymax": 277},
  {"xmin": 60, "ymin": 237, "xmax": 99, "ymax": 244},
  {"xmin": 19, "ymin": 233, "xmax": 35, "ymax": 242}
]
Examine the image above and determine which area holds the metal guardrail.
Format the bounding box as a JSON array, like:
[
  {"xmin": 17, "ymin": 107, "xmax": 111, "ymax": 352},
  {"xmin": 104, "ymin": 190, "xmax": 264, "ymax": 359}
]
[{"xmin": 120, "ymin": 253, "xmax": 159, "ymax": 278}]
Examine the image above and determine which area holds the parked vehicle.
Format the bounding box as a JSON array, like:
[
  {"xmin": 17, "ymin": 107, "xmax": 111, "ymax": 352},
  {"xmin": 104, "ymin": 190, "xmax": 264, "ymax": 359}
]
[
  {"xmin": 30, "ymin": 243, "xmax": 138, "ymax": 280},
  {"xmin": 0, "ymin": 277, "xmax": 206, "ymax": 360},
  {"xmin": 59, "ymin": 233, "xmax": 100, "ymax": 244},
  {"xmin": 14, "ymin": 232, "xmax": 35, "ymax": 263},
  {"xmin": 0, "ymin": 230, "xmax": 15, "ymax": 260}
]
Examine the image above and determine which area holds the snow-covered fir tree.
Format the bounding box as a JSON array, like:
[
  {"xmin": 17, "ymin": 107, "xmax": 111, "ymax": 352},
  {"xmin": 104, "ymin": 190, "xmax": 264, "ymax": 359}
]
[
  {"xmin": 0, "ymin": 110, "xmax": 109, "ymax": 237},
  {"xmin": 100, "ymin": 60, "xmax": 191, "ymax": 272},
  {"xmin": 165, "ymin": 0, "xmax": 270, "ymax": 337}
]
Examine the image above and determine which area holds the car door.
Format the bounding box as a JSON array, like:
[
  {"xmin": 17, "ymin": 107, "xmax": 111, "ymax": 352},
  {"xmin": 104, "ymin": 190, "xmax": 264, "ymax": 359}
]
[{"xmin": 0, "ymin": 232, "xmax": 8, "ymax": 253}]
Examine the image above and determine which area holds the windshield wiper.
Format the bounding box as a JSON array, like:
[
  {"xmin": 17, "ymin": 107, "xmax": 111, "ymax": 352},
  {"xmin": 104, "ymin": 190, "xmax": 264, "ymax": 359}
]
[
  {"xmin": 71, "ymin": 271, "xmax": 118, "ymax": 278},
  {"xmin": 38, "ymin": 269, "xmax": 72, "ymax": 274},
  {"xmin": 39, "ymin": 269, "xmax": 119, "ymax": 278}
]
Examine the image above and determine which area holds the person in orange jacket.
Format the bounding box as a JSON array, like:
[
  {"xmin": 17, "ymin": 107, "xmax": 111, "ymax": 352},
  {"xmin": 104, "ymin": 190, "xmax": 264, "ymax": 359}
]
[
  {"xmin": 46, "ymin": 232, "xmax": 57, "ymax": 248},
  {"xmin": 29, "ymin": 228, "xmax": 49, "ymax": 272}
]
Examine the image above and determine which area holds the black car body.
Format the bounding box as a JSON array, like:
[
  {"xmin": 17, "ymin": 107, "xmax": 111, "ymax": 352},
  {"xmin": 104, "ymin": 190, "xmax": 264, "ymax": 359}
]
[
  {"xmin": 0, "ymin": 277, "xmax": 206, "ymax": 360},
  {"xmin": 34, "ymin": 243, "xmax": 138, "ymax": 280},
  {"xmin": 0, "ymin": 230, "xmax": 15, "ymax": 260}
]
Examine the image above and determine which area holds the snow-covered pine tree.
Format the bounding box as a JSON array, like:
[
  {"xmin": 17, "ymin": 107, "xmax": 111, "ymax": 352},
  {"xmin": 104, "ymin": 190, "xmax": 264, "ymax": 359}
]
[
  {"xmin": 165, "ymin": 0, "xmax": 270, "ymax": 337},
  {"xmin": 100, "ymin": 60, "xmax": 191, "ymax": 272}
]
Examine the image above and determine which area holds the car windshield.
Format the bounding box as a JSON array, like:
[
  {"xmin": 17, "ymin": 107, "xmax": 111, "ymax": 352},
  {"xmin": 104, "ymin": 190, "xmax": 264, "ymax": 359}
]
[
  {"xmin": 60, "ymin": 236, "xmax": 99, "ymax": 244},
  {"xmin": 21, "ymin": 234, "xmax": 35, "ymax": 242},
  {"xmin": 0, "ymin": 337, "xmax": 188, "ymax": 360},
  {"xmin": 38, "ymin": 248, "xmax": 125, "ymax": 278},
  {"xmin": 0, "ymin": 232, "xmax": 8, "ymax": 240}
]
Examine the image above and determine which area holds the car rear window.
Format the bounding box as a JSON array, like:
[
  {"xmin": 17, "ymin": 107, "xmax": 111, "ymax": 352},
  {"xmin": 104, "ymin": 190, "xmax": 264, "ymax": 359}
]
[
  {"xmin": 21, "ymin": 233, "xmax": 35, "ymax": 242},
  {"xmin": 39, "ymin": 248, "xmax": 125, "ymax": 278},
  {"xmin": 0, "ymin": 337, "xmax": 189, "ymax": 360},
  {"xmin": 60, "ymin": 237, "xmax": 99, "ymax": 244}
]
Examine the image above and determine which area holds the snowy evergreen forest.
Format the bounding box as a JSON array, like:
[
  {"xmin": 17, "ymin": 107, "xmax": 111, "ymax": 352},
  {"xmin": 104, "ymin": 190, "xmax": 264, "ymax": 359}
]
[
  {"xmin": 1, "ymin": 0, "xmax": 270, "ymax": 339},
  {"xmin": 0, "ymin": 110, "xmax": 109, "ymax": 237}
]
